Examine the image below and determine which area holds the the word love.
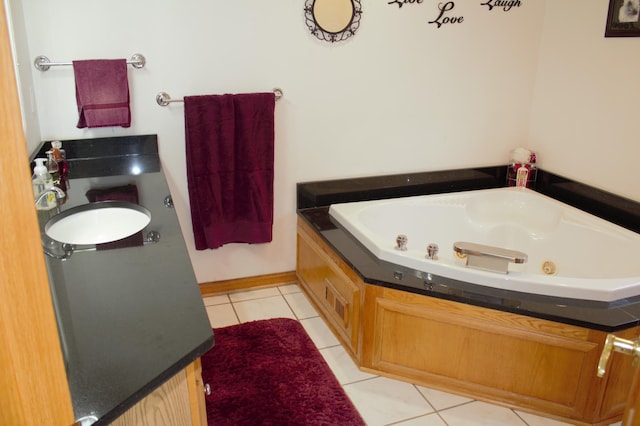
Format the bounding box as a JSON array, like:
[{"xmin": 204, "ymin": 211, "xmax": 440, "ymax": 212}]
[
  {"xmin": 480, "ymin": 0, "xmax": 522, "ymax": 12},
  {"xmin": 428, "ymin": 1, "xmax": 464, "ymax": 28},
  {"xmin": 388, "ymin": 0, "xmax": 424, "ymax": 8}
]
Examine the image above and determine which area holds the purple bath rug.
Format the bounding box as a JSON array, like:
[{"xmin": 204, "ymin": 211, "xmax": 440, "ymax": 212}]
[{"xmin": 200, "ymin": 318, "xmax": 365, "ymax": 425}]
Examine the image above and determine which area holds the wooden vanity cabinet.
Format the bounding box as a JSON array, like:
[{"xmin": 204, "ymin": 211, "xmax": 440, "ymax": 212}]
[
  {"xmin": 112, "ymin": 359, "xmax": 208, "ymax": 426},
  {"xmin": 296, "ymin": 218, "xmax": 364, "ymax": 358}
]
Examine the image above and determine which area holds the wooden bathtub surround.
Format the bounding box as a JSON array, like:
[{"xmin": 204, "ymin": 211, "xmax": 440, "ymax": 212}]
[
  {"xmin": 296, "ymin": 217, "xmax": 637, "ymax": 425},
  {"xmin": 297, "ymin": 218, "xmax": 365, "ymax": 358}
]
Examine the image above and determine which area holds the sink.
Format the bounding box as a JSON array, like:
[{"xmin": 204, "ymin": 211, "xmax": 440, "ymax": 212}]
[{"xmin": 45, "ymin": 201, "xmax": 151, "ymax": 245}]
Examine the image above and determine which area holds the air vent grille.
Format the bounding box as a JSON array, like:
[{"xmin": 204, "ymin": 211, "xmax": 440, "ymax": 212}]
[{"xmin": 324, "ymin": 279, "xmax": 349, "ymax": 326}]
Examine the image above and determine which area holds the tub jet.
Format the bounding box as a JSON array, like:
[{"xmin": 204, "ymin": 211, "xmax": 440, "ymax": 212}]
[{"xmin": 542, "ymin": 260, "xmax": 557, "ymax": 275}]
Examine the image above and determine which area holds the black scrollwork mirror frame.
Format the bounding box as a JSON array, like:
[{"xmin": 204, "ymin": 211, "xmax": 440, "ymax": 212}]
[{"xmin": 304, "ymin": 0, "xmax": 363, "ymax": 43}]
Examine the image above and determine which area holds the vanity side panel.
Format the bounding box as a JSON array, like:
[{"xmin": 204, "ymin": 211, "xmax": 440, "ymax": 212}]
[
  {"xmin": 112, "ymin": 364, "xmax": 195, "ymax": 426},
  {"xmin": 186, "ymin": 359, "xmax": 208, "ymax": 426}
]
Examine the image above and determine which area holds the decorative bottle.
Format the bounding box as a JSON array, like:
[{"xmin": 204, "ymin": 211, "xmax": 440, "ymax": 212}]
[
  {"xmin": 50, "ymin": 140, "xmax": 68, "ymax": 192},
  {"xmin": 507, "ymin": 148, "xmax": 537, "ymax": 188}
]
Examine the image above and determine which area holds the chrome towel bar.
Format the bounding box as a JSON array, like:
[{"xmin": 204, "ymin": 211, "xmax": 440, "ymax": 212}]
[
  {"xmin": 156, "ymin": 88, "xmax": 283, "ymax": 107},
  {"xmin": 34, "ymin": 53, "xmax": 146, "ymax": 72}
]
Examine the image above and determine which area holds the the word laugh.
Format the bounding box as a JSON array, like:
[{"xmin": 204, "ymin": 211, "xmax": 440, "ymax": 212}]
[{"xmin": 480, "ymin": 0, "xmax": 522, "ymax": 12}]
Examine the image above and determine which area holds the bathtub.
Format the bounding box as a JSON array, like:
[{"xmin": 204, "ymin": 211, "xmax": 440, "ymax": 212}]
[{"xmin": 328, "ymin": 187, "xmax": 640, "ymax": 302}]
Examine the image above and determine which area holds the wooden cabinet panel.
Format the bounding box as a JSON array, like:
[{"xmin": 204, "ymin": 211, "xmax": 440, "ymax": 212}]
[
  {"xmin": 362, "ymin": 285, "xmax": 637, "ymax": 424},
  {"xmin": 186, "ymin": 358, "xmax": 208, "ymax": 426},
  {"xmin": 364, "ymin": 289, "xmax": 597, "ymax": 417},
  {"xmin": 296, "ymin": 218, "xmax": 363, "ymax": 357},
  {"xmin": 112, "ymin": 361, "xmax": 207, "ymax": 426}
]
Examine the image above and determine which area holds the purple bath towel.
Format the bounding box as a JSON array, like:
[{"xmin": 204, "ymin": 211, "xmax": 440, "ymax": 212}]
[
  {"xmin": 185, "ymin": 92, "xmax": 275, "ymax": 249},
  {"xmin": 73, "ymin": 59, "xmax": 131, "ymax": 128}
]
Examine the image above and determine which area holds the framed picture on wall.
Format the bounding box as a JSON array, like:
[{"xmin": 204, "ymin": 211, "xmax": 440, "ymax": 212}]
[{"xmin": 605, "ymin": 0, "xmax": 640, "ymax": 37}]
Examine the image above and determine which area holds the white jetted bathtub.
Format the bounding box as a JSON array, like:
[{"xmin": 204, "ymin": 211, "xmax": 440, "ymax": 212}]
[{"xmin": 328, "ymin": 187, "xmax": 640, "ymax": 302}]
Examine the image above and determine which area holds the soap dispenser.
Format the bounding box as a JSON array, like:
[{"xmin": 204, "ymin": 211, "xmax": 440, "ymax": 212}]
[{"xmin": 32, "ymin": 158, "xmax": 56, "ymax": 210}]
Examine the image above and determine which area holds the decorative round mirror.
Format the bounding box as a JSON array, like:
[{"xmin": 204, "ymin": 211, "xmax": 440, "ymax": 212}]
[{"xmin": 304, "ymin": 0, "xmax": 363, "ymax": 43}]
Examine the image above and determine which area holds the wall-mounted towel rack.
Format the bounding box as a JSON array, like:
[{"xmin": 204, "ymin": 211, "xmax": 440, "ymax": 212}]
[
  {"xmin": 156, "ymin": 88, "xmax": 284, "ymax": 107},
  {"xmin": 34, "ymin": 53, "xmax": 146, "ymax": 72}
]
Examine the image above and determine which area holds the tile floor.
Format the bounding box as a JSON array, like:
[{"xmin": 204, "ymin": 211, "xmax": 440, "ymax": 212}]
[{"xmin": 203, "ymin": 284, "xmax": 622, "ymax": 426}]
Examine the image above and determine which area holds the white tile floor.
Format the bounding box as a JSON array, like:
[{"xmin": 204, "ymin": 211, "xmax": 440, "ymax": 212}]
[{"xmin": 203, "ymin": 284, "xmax": 622, "ymax": 426}]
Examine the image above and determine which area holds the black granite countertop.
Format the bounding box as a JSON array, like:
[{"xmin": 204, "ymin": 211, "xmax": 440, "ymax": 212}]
[
  {"xmin": 297, "ymin": 167, "xmax": 640, "ymax": 332},
  {"xmin": 32, "ymin": 135, "xmax": 214, "ymax": 425}
]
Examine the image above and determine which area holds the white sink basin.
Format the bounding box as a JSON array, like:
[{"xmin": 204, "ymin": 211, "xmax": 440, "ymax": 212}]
[{"xmin": 45, "ymin": 201, "xmax": 151, "ymax": 245}]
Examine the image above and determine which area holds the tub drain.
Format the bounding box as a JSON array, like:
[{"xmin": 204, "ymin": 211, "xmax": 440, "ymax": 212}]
[{"xmin": 541, "ymin": 260, "xmax": 557, "ymax": 275}]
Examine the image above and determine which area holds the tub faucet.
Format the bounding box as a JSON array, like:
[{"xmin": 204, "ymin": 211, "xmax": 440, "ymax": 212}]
[
  {"xmin": 34, "ymin": 186, "xmax": 66, "ymax": 210},
  {"xmin": 453, "ymin": 241, "xmax": 527, "ymax": 274}
]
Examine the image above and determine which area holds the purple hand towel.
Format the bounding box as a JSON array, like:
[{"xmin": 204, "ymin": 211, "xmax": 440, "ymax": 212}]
[
  {"xmin": 185, "ymin": 92, "xmax": 275, "ymax": 249},
  {"xmin": 73, "ymin": 59, "xmax": 131, "ymax": 128}
]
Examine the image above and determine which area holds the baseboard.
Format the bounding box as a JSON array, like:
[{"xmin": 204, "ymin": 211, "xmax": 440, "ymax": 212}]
[{"xmin": 199, "ymin": 271, "xmax": 298, "ymax": 297}]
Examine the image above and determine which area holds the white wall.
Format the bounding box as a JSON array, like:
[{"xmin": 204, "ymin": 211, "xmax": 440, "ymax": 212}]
[
  {"xmin": 13, "ymin": 1, "xmax": 550, "ymax": 282},
  {"xmin": 530, "ymin": 0, "xmax": 640, "ymax": 201},
  {"xmin": 4, "ymin": 0, "xmax": 41, "ymax": 150}
]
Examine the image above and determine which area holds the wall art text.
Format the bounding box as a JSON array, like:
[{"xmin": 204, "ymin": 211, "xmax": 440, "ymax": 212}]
[
  {"xmin": 428, "ymin": 2, "xmax": 464, "ymax": 28},
  {"xmin": 480, "ymin": 0, "xmax": 522, "ymax": 12},
  {"xmin": 387, "ymin": 0, "xmax": 424, "ymax": 8}
]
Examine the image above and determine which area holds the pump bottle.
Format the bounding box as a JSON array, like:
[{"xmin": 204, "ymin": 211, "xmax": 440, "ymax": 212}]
[{"xmin": 32, "ymin": 158, "xmax": 56, "ymax": 210}]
